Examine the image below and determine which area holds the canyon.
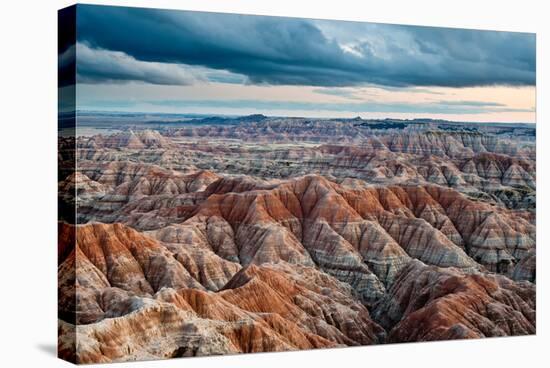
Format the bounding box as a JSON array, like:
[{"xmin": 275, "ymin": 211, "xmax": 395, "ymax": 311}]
[{"xmin": 58, "ymin": 115, "xmax": 536, "ymax": 363}]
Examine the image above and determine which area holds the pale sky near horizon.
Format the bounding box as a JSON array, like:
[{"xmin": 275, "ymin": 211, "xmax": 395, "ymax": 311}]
[{"xmin": 60, "ymin": 5, "xmax": 536, "ymax": 123}]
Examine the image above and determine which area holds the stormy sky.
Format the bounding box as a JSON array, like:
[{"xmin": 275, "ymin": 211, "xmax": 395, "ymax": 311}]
[{"xmin": 62, "ymin": 4, "xmax": 536, "ymax": 122}]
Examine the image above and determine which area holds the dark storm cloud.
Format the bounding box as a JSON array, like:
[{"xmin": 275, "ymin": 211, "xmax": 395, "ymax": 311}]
[
  {"xmin": 58, "ymin": 5, "xmax": 76, "ymax": 88},
  {"xmin": 74, "ymin": 4, "xmax": 535, "ymax": 87}
]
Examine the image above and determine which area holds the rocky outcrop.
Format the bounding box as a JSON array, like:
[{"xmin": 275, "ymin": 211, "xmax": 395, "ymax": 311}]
[
  {"xmin": 58, "ymin": 222, "xmax": 204, "ymax": 324},
  {"xmin": 79, "ymin": 129, "xmax": 175, "ymax": 149},
  {"xmin": 58, "ymin": 172, "xmax": 106, "ymax": 202},
  {"xmin": 510, "ymin": 249, "xmax": 536, "ymax": 282},
  {"xmin": 74, "ymin": 122, "xmax": 535, "ymax": 211},
  {"xmin": 77, "ymin": 173, "xmax": 535, "ymax": 283},
  {"xmin": 60, "ymin": 120, "xmax": 536, "ymax": 363},
  {"xmin": 149, "ymin": 175, "xmax": 533, "ymax": 279},
  {"xmin": 372, "ymin": 260, "xmax": 535, "ymax": 342},
  {"xmin": 77, "ymin": 161, "xmax": 218, "ymax": 193},
  {"xmin": 74, "ymin": 164, "xmax": 219, "ymax": 224},
  {"xmin": 58, "ymin": 222, "xmax": 385, "ymax": 363}
]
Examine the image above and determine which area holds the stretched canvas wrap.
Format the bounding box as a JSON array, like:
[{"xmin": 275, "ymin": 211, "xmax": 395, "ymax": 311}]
[{"xmin": 58, "ymin": 4, "xmax": 536, "ymax": 364}]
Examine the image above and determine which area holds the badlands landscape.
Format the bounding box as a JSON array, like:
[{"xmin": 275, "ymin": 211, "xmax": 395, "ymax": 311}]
[{"xmin": 58, "ymin": 114, "xmax": 536, "ymax": 363}]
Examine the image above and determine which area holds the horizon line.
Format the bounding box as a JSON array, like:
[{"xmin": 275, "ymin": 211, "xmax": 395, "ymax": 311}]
[{"xmin": 73, "ymin": 109, "xmax": 536, "ymax": 126}]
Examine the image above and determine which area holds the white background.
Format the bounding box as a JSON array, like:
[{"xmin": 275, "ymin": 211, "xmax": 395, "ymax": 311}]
[{"xmin": 0, "ymin": 0, "xmax": 547, "ymax": 366}]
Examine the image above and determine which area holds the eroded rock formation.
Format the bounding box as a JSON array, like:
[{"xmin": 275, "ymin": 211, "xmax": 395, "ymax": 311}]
[{"xmin": 59, "ymin": 118, "xmax": 536, "ymax": 363}]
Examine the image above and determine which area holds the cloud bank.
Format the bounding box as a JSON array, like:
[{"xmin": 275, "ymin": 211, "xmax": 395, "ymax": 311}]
[
  {"xmin": 76, "ymin": 43, "xmax": 200, "ymax": 85},
  {"xmin": 72, "ymin": 5, "xmax": 535, "ymax": 88}
]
